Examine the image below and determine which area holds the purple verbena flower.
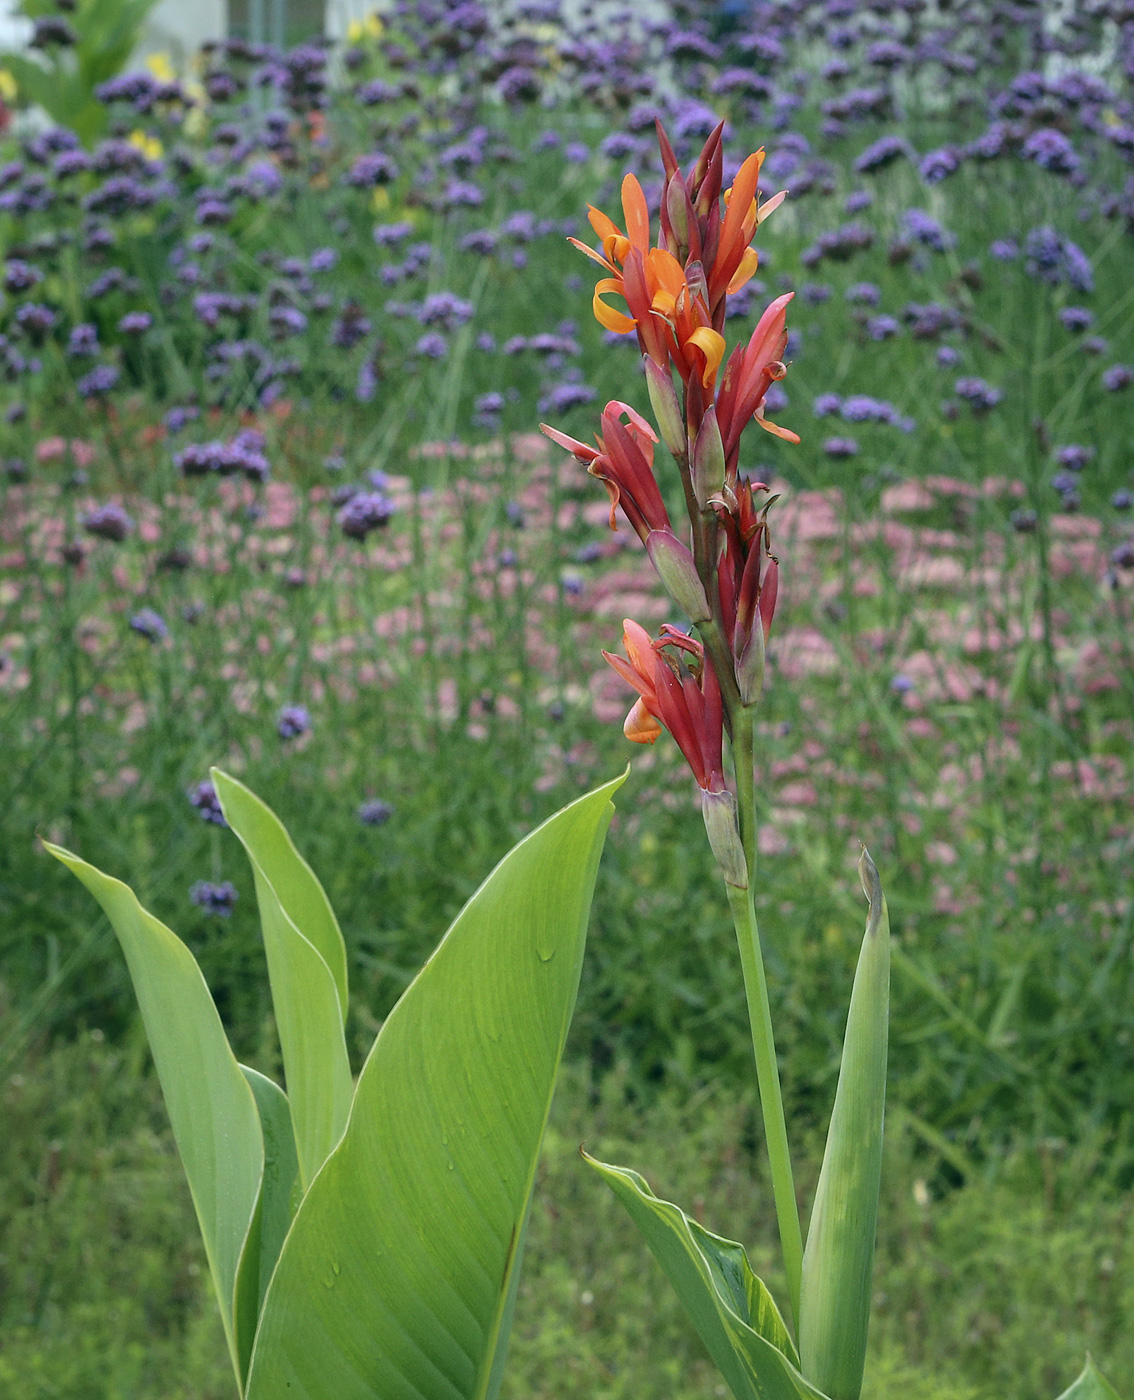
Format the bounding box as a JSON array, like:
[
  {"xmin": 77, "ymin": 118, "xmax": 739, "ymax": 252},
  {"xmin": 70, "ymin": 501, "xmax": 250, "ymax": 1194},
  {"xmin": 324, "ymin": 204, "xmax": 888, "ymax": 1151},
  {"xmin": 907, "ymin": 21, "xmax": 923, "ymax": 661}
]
[
  {"xmin": 277, "ymin": 704, "xmax": 312, "ymax": 740},
  {"xmin": 189, "ymin": 778, "xmax": 227, "ymax": 826},
  {"xmin": 130, "ymin": 608, "xmax": 169, "ymax": 642},
  {"xmin": 189, "ymin": 880, "xmax": 238, "ymax": 916},
  {"xmin": 82, "ymin": 502, "xmax": 134, "ymax": 541}
]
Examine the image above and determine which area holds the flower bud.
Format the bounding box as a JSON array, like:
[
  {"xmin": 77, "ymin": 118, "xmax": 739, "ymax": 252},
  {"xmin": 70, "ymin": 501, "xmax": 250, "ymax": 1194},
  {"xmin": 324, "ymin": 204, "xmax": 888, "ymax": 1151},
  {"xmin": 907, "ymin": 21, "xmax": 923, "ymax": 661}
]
[
  {"xmin": 643, "ymin": 357, "xmax": 687, "ymax": 462},
  {"xmin": 646, "ymin": 530, "xmax": 712, "ymax": 624},
  {"xmin": 734, "ymin": 614, "xmax": 766, "ymax": 705},
  {"xmin": 692, "ymin": 405, "xmax": 725, "ymax": 509},
  {"xmin": 665, "ymin": 175, "xmax": 695, "ymax": 263},
  {"xmin": 701, "ymin": 787, "xmax": 748, "ymax": 888}
]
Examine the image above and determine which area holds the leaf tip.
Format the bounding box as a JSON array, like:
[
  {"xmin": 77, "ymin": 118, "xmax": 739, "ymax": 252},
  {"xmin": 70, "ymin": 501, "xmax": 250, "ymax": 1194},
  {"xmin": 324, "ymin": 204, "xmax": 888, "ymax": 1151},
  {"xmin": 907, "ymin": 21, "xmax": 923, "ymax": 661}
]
[{"xmin": 858, "ymin": 845, "xmax": 882, "ymax": 911}]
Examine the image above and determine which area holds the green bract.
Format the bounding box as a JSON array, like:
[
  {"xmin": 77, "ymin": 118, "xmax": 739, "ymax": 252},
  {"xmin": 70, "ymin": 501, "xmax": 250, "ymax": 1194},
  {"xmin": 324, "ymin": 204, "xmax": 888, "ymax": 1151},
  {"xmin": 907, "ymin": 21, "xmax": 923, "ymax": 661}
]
[{"xmin": 47, "ymin": 767, "xmax": 623, "ymax": 1398}]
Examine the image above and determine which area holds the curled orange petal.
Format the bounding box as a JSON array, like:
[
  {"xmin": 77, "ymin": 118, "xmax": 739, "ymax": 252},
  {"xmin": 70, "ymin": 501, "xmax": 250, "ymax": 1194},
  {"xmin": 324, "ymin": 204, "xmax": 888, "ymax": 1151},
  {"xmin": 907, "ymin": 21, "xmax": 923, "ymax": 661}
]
[
  {"xmin": 686, "ymin": 326, "xmax": 727, "ymax": 388},
  {"xmin": 593, "ymin": 278, "xmax": 636, "ymax": 334},
  {"xmin": 755, "ymin": 409, "xmax": 801, "ymax": 444},
  {"xmin": 587, "ymin": 204, "xmax": 622, "ymax": 243},
  {"xmin": 566, "ymin": 236, "xmax": 618, "ymax": 273},
  {"xmin": 624, "ymin": 696, "xmax": 662, "ymax": 744}
]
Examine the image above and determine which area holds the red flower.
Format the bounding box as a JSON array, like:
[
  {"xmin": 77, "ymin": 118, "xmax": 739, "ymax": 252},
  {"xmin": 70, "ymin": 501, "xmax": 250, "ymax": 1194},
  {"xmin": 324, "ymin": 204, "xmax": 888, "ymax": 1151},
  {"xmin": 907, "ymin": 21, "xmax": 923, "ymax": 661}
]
[
  {"xmin": 541, "ymin": 400, "xmax": 669, "ymax": 543},
  {"xmin": 717, "ymin": 483, "xmax": 779, "ymax": 704},
  {"xmin": 716, "ymin": 292, "xmax": 800, "ymax": 464},
  {"xmin": 603, "ymin": 620, "xmax": 725, "ymax": 791}
]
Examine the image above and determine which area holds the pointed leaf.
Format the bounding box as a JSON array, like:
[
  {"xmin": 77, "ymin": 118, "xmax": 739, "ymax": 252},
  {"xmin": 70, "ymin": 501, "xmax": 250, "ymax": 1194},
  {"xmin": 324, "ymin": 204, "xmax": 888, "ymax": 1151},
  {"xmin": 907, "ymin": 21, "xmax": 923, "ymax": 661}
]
[
  {"xmin": 211, "ymin": 769, "xmax": 348, "ymax": 1015},
  {"xmin": 244, "ymin": 773, "xmax": 624, "ymax": 1400},
  {"xmin": 44, "ymin": 844, "xmax": 263, "ymax": 1389},
  {"xmin": 799, "ymin": 850, "xmax": 890, "ymax": 1400},
  {"xmin": 212, "ymin": 770, "xmax": 353, "ymax": 1190},
  {"xmin": 234, "ymin": 1067, "xmax": 300, "ymax": 1384},
  {"xmin": 585, "ymin": 1156, "xmax": 829, "ymax": 1400},
  {"xmin": 1055, "ymin": 1356, "xmax": 1125, "ymax": 1400}
]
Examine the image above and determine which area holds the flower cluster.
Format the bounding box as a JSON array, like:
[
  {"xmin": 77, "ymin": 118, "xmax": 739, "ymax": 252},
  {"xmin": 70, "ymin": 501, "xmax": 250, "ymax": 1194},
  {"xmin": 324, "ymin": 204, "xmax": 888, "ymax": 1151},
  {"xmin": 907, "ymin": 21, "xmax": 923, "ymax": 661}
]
[{"xmin": 542, "ymin": 120, "xmax": 798, "ymax": 889}]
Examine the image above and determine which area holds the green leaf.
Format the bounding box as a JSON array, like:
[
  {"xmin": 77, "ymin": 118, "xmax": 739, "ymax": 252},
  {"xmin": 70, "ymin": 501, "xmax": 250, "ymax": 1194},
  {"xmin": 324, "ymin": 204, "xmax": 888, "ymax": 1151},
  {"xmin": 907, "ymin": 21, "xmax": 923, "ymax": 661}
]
[
  {"xmin": 244, "ymin": 773, "xmax": 623, "ymax": 1400},
  {"xmin": 212, "ymin": 769, "xmax": 353, "ymax": 1191},
  {"xmin": 585, "ymin": 1156, "xmax": 829, "ymax": 1400},
  {"xmin": 44, "ymin": 844, "xmax": 263, "ymax": 1390},
  {"xmin": 798, "ymin": 850, "xmax": 890, "ymax": 1400},
  {"xmin": 233, "ymin": 1067, "xmax": 300, "ymax": 1385},
  {"xmin": 1055, "ymin": 1355, "xmax": 1125, "ymax": 1400}
]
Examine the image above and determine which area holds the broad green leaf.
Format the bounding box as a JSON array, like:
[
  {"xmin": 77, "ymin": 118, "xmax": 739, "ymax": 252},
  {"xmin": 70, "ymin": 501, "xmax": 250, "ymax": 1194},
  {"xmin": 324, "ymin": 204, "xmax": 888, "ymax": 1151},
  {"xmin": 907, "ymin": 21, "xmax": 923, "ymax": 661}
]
[
  {"xmin": 1055, "ymin": 1355, "xmax": 1125, "ymax": 1400},
  {"xmin": 233, "ymin": 1067, "xmax": 300, "ymax": 1385},
  {"xmin": 244, "ymin": 772, "xmax": 624, "ymax": 1400},
  {"xmin": 799, "ymin": 850, "xmax": 890, "ymax": 1400},
  {"xmin": 44, "ymin": 844, "xmax": 263, "ymax": 1390},
  {"xmin": 213, "ymin": 769, "xmax": 353, "ymax": 1190},
  {"xmin": 585, "ymin": 1156, "xmax": 829, "ymax": 1400}
]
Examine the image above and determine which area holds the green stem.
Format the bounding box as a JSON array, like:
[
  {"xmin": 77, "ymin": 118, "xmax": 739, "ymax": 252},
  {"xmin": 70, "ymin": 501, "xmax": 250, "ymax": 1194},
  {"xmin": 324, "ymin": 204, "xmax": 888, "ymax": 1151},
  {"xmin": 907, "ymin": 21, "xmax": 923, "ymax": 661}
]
[{"xmin": 728, "ymin": 716, "xmax": 803, "ymax": 1334}]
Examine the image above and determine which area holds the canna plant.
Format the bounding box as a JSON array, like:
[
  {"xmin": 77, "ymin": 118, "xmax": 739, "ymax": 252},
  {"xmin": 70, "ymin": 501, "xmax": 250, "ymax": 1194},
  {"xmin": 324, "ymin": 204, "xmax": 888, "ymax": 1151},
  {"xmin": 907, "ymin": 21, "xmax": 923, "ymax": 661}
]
[
  {"xmin": 542, "ymin": 119, "xmax": 1124, "ymax": 1400},
  {"xmin": 46, "ymin": 766, "xmax": 623, "ymax": 1399}
]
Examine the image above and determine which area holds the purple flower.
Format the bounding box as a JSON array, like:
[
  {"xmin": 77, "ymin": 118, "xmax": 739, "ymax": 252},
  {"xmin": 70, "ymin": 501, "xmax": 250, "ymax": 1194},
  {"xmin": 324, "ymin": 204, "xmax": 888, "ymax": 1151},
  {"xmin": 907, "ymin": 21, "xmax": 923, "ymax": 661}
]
[
  {"xmin": 564, "ymin": 142, "xmax": 590, "ymax": 164},
  {"xmin": 890, "ymin": 674, "xmax": 915, "ymax": 695},
  {"xmin": 1021, "ymin": 128, "xmax": 1080, "ymax": 177},
  {"xmin": 3, "ymin": 261, "xmax": 43, "ymax": 294},
  {"xmin": 990, "ymin": 239, "xmax": 1019, "ymax": 261},
  {"xmin": 801, "ymin": 283, "xmax": 832, "ymax": 306},
  {"xmin": 1058, "ymin": 307, "xmax": 1093, "ymax": 332},
  {"xmin": 189, "ymin": 778, "xmax": 227, "ymax": 826},
  {"xmin": 357, "ymin": 799, "xmax": 394, "ymax": 826},
  {"xmin": 866, "ymin": 315, "xmax": 901, "ymax": 341},
  {"xmin": 338, "ymin": 490, "xmax": 394, "ymax": 538},
  {"xmin": 277, "ymin": 704, "xmax": 312, "ymax": 740},
  {"xmin": 919, "ymin": 147, "xmax": 962, "ymax": 184},
  {"xmin": 372, "ymin": 221, "xmax": 414, "ymax": 247},
  {"xmin": 537, "ymin": 381, "xmax": 596, "ymax": 415},
  {"xmin": 823, "ymin": 437, "xmax": 859, "ymax": 457},
  {"xmin": 418, "ymin": 292, "xmax": 474, "ymax": 330},
  {"xmin": 954, "ymin": 377, "xmax": 1002, "ymax": 412},
  {"xmin": 903, "ymin": 209, "xmax": 954, "ymax": 252},
  {"xmin": 118, "ymin": 311, "xmax": 152, "ymax": 335},
  {"xmin": 1102, "ymin": 364, "xmax": 1133, "ymax": 392},
  {"xmin": 1110, "ymin": 490, "xmax": 1132, "ymax": 510},
  {"xmin": 76, "ymin": 365, "xmax": 120, "ymax": 398},
  {"xmin": 854, "ymin": 135, "xmax": 909, "ymax": 174},
  {"xmin": 82, "ymin": 502, "xmax": 134, "ymax": 541},
  {"xmin": 68, "ymin": 324, "xmax": 100, "ymax": 358},
  {"xmin": 309, "ymin": 247, "xmax": 337, "ymax": 271},
  {"xmin": 415, "ymin": 332, "xmax": 448, "ymax": 359},
  {"xmin": 1023, "ymin": 227, "xmax": 1093, "ymax": 293},
  {"xmin": 15, "ymin": 303, "xmax": 56, "ymax": 338},
  {"xmin": 936, "ymin": 346, "xmax": 960, "ymax": 368},
  {"xmin": 845, "ymin": 283, "xmax": 881, "ymax": 306},
  {"xmin": 1055, "ymin": 445, "xmax": 1094, "ymax": 471},
  {"xmin": 813, "ymin": 393, "xmax": 843, "ymax": 417},
  {"xmin": 346, "ymin": 152, "xmax": 398, "ymax": 187},
  {"xmin": 164, "ymin": 405, "xmax": 200, "ymax": 434},
  {"xmin": 129, "ymin": 608, "xmax": 169, "ymax": 643},
  {"xmin": 189, "ymin": 880, "xmax": 238, "ymax": 916},
  {"xmin": 841, "ymin": 396, "xmax": 898, "ymax": 424}
]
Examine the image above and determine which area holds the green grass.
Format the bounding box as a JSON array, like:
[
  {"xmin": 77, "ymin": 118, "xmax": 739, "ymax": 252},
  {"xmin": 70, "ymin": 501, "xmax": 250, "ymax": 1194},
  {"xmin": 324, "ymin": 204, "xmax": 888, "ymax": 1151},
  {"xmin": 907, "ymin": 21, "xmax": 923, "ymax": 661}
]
[{"xmin": 1, "ymin": 1038, "xmax": 1128, "ymax": 1399}]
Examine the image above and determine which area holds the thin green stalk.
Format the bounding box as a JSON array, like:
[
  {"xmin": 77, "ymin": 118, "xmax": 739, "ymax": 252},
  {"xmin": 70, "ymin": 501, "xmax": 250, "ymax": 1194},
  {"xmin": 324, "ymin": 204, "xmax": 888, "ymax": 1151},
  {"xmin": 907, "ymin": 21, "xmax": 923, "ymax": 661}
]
[{"xmin": 727, "ymin": 715, "xmax": 803, "ymax": 1333}]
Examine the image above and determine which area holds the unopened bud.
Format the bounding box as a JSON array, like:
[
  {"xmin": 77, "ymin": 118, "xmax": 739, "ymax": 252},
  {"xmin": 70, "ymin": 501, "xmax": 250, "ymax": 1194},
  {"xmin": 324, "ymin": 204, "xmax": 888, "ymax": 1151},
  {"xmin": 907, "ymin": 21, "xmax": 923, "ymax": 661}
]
[
  {"xmin": 646, "ymin": 530, "xmax": 712, "ymax": 624},
  {"xmin": 734, "ymin": 616, "xmax": 766, "ymax": 705},
  {"xmin": 665, "ymin": 176, "xmax": 694, "ymax": 262},
  {"xmin": 692, "ymin": 406, "xmax": 725, "ymax": 509},
  {"xmin": 701, "ymin": 787, "xmax": 748, "ymax": 888},
  {"xmin": 643, "ymin": 358, "xmax": 687, "ymax": 462}
]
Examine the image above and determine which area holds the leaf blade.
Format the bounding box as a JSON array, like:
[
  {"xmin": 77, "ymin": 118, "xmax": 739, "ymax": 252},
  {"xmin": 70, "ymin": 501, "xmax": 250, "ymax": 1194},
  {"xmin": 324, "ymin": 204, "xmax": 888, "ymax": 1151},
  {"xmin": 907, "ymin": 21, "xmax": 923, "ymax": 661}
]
[
  {"xmin": 585, "ymin": 1155, "xmax": 828, "ymax": 1400},
  {"xmin": 212, "ymin": 770, "xmax": 353, "ymax": 1190},
  {"xmin": 44, "ymin": 843, "xmax": 263, "ymax": 1389},
  {"xmin": 244, "ymin": 773, "xmax": 624, "ymax": 1400},
  {"xmin": 1055, "ymin": 1355, "xmax": 1125, "ymax": 1400},
  {"xmin": 798, "ymin": 850, "xmax": 890, "ymax": 1400}
]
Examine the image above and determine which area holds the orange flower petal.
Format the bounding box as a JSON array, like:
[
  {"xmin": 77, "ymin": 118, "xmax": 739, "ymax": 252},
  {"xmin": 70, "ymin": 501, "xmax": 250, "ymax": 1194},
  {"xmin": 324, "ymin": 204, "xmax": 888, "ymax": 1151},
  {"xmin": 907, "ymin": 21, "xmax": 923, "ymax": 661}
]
[
  {"xmin": 587, "ymin": 204, "xmax": 623, "ymax": 243},
  {"xmin": 686, "ymin": 326, "xmax": 727, "ymax": 388},
  {"xmin": 755, "ymin": 410, "xmax": 801, "ymax": 444},
  {"xmin": 593, "ymin": 278, "xmax": 636, "ymax": 334},
  {"xmin": 621, "ymin": 174, "xmax": 650, "ymax": 251},
  {"xmin": 726, "ymin": 245, "xmax": 760, "ymax": 296},
  {"xmin": 624, "ymin": 696, "xmax": 662, "ymax": 744},
  {"xmin": 566, "ymin": 236, "xmax": 617, "ymax": 273},
  {"xmin": 757, "ymin": 190, "xmax": 787, "ymax": 225}
]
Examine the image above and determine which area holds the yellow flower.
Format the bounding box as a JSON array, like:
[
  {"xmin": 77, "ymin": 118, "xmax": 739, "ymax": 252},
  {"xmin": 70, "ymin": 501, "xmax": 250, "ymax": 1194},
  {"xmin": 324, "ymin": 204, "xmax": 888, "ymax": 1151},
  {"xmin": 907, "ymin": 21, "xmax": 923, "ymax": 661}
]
[
  {"xmin": 128, "ymin": 130, "xmax": 164, "ymax": 161},
  {"xmin": 0, "ymin": 70, "xmax": 17, "ymax": 102},
  {"xmin": 145, "ymin": 52, "xmax": 176, "ymax": 84},
  {"xmin": 347, "ymin": 12, "xmax": 384, "ymax": 42}
]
